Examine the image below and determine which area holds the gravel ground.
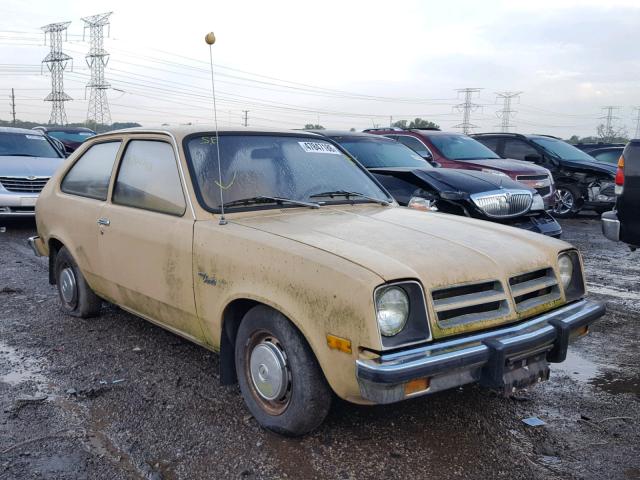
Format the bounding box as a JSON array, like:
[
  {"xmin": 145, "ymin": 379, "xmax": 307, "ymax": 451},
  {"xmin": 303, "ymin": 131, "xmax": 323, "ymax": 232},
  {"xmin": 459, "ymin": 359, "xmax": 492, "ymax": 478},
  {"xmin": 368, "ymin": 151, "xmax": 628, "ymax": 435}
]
[{"xmin": 0, "ymin": 215, "xmax": 638, "ymax": 480}]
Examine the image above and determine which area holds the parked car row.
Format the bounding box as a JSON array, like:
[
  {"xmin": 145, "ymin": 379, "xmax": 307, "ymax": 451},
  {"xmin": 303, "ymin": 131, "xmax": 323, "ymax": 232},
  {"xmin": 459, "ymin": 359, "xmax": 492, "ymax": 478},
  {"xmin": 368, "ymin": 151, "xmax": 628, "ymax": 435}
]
[{"xmin": 26, "ymin": 125, "xmax": 605, "ymax": 435}]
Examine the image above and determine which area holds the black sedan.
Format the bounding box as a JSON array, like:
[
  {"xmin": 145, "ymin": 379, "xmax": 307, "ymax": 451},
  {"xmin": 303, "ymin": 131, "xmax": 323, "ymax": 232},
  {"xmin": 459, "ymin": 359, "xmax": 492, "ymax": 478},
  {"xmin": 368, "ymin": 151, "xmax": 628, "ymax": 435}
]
[{"xmin": 314, "ymin": 131, "xmax": 562, "ymax": 237}]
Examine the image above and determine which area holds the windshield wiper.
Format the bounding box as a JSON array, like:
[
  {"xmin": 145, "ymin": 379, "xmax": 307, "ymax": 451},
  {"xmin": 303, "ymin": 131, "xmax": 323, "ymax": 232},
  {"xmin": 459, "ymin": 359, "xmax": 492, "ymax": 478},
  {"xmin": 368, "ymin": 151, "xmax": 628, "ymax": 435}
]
[
  {"xmin": 223, "ymin": 196, "xmax": 320, "ymax": 209},
  {"xmin": 310, "ymin": 190, "xmax": 391, "ymax": 206}
]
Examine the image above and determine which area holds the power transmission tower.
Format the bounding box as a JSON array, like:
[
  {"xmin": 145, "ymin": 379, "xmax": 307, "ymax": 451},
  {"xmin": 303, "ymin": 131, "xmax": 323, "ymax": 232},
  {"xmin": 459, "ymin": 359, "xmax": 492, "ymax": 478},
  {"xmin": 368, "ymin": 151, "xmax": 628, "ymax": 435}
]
[
  {"xmin": 41, "ymin": 21, "xmax": 73, "ymax": 125},
  {"xmin": 82, "ymin": 12, "xmax": 113, "ymax": 126},
  {"xmin": 10, "ymin": 88, "xmax": 16, "ymax": 125},
  {"xmin": 453, "ymin": 88, "xmax": 482, "ymax": 134},
  {"xmin": 633, "ymin": 107, "xmax": 640, "ymax": 139},
  {"xmin": 495, "ymin": 91, "xmax": 522, "ymax": 132},
  {"xmin": 599, "ymin": 106, "xmax": 621, "ymax": 142},
  {"xmin": 243, "ymin": 110, "xmax": 249, "ymax": 127}
]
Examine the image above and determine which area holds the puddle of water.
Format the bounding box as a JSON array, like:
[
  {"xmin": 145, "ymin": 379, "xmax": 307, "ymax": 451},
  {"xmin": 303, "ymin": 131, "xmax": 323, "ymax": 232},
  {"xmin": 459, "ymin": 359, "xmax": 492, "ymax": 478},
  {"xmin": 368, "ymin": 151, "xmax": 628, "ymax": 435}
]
[
  {"xmin": 0, "ymin": 340, "xmax": 47, "ymax": 387},
  {"xmin": 591, "ymin": 370, "xmax": 640, "ymax": 399},
  {"xmin": 586, "ymin": 283, "xmax": 640, "ymax": 302},
  {"xmin": 554, "ymin": 350, "xmax": 600, "ymax": 382}
]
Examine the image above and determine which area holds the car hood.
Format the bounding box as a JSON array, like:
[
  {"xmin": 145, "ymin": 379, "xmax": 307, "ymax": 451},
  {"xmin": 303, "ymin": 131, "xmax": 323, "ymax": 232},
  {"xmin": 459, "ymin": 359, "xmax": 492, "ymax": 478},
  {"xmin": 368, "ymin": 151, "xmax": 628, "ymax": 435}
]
[
  {"xmin": 370, "ymin": 168, "xmax": 532, "ymax": 195},
  {"xmin": 456, "ymin": 158, "xmax": 547, "ymax": 174},
  {"xmin": 559, "ymin": 159, "xmax": 616, "ymax": 177},
  {"xmin": 0, "ymin": 155, "xmax": 64, "ymax": 177},
  {"xmin": 232, "ymin": 205, "xmax": 568, "ymax": 287}
]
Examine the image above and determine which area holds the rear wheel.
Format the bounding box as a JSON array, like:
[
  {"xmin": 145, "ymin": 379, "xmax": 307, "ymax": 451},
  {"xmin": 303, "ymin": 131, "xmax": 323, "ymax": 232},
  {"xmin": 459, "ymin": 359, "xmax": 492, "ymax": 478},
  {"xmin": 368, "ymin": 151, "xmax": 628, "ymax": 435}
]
[
  {"xmin": 553, "ymin": 185, "xmax": 582, "ymax": 218},
  {"xmin": 235, "ymin": 305, "xmax": 332, "ymax": 436},
  {"xmin": 54, "ymin": 247, "xmax": 102, "ymax": 318}
]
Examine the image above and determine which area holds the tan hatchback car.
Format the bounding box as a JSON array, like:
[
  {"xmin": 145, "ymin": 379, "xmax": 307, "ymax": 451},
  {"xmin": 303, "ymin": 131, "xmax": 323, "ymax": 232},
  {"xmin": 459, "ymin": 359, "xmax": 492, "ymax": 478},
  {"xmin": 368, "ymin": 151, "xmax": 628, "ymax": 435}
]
[{"xmin": 29, "ymin": 127, "xmax": 605, "ymax": 435}]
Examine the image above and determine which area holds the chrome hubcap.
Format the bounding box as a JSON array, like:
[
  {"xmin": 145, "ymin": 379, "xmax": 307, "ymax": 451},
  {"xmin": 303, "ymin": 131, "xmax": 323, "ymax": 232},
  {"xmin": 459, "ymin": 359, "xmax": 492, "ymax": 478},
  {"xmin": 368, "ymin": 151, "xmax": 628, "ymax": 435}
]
[
  {"xmin": 60, "ymin": 267, "xmax": 76, "ymax": 304},
  {"xmin": 553, "ymin": 189, "xmax": 574, "ymax": 214},
  {"xmin": 249, "ymin": 341, "xmax": 288, "ymax": 401}
]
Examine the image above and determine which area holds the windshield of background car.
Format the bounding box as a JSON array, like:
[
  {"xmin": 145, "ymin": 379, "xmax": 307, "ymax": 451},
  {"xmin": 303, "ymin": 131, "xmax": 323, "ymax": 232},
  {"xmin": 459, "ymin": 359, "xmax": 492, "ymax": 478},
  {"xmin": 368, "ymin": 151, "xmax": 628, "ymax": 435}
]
[
  {"xmin": 428, "ymin": 134, "xmax": 501, "ymax": 160},
  {"xmin": 48, "ymin": 131, "xmax": 95, "ymax": 143},
  {"xmin": 531, "ymin": 137, "xmax": 599, "ymax": 162},
  {"xmin": 185, "ymin": 134, "xmax": 391, "ymax": 210},
  {"xmin": 332, "ymin": 137, "xmax": 431, "ymax": 169},
  {"xmin": 0, "ymin": 132, "xmax": 61, "ymax": 158}
]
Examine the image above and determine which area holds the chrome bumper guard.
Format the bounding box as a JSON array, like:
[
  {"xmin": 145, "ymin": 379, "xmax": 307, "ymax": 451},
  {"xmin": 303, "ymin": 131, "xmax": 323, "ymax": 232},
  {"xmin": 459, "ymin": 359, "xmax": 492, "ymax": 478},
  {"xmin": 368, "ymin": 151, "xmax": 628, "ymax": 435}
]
[
  {"xmin": 356, "ymin": 299, "xmax": 605, "ymax": 404},
  {"xmin": 27, "ymin": 236, "xmax": 44, "ymax": 257}
]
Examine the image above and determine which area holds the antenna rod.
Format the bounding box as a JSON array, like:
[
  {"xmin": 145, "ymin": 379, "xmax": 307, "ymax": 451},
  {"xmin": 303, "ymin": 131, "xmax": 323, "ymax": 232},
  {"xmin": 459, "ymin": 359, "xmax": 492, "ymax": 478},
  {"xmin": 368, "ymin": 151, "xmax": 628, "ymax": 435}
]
[{"xmin": 206, "ymin": 32, "xmax": 227, "ymax": 225}]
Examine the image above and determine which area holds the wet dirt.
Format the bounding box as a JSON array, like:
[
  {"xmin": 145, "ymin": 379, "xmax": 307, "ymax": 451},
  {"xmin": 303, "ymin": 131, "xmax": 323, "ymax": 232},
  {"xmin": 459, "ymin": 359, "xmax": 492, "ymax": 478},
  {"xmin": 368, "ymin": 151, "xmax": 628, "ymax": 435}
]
[{"xmin": 0, "ymin": 215, "xmax": 638, "ymax": 479}]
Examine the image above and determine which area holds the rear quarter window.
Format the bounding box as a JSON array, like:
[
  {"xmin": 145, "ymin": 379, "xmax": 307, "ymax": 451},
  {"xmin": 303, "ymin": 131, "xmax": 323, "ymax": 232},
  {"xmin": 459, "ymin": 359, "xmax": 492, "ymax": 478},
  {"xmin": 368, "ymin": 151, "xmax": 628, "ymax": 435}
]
[{"xmin": 61, "ymin": 141, "xmax": 121, "ymax": 200}]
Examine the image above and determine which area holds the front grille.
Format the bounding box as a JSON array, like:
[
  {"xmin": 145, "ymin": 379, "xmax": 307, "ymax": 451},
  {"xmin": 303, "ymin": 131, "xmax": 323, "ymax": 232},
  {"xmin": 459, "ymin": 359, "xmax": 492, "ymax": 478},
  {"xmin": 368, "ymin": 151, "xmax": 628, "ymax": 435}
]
[
  {"xmin": 0, "ymin": 176, "xmax": 49, "ymax": 193},
  {"xmin": 431, "ymin": 280, "xmax": 510, "ymax": 328},
  {"xmin": 509, "ymin": 268, "xmax": 561, "ymax": 312},
  {"xmin": 471, "ymin": 190, "xmax": 533, "ymax": 218},
  {"xmin": 516, "ymin": 174, "xmax": 552, "ymax": 198}
]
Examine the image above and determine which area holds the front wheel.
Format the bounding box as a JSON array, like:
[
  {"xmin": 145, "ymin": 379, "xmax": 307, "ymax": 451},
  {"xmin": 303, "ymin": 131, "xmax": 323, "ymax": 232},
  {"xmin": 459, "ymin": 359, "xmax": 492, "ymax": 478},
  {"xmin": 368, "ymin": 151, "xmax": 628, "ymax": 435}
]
[
  {"xmin": 235, "ymin": 305, "xmax": 332, "ymax": 436},
  {"xmin": 54, "ymin": 247, "xmax": 102, "ymax": 318},
  {"xmin": 552, "ymin": 185, "xmax": 582, "ymax": 218}
]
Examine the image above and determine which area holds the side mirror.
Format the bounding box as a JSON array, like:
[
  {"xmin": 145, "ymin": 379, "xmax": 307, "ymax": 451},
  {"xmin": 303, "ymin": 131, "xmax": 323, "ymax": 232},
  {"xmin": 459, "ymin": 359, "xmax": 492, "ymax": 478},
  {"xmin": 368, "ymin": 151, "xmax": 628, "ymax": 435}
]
[{"xmin": 524, "ymin": 153, "xmax": 543, "ymax": 164}]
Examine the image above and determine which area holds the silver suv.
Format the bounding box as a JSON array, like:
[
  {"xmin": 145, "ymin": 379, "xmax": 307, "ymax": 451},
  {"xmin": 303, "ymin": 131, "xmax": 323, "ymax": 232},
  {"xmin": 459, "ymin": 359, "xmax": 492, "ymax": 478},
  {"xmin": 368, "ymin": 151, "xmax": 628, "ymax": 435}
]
[{"xmin": 0, "ymin": 127, "xmax": 64, "ymax": 217}]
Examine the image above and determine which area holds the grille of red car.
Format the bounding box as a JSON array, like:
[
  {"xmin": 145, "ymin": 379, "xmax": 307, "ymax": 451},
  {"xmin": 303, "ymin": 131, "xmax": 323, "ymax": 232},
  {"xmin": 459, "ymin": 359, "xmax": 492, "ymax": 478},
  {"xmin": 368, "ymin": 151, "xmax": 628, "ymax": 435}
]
[
  {"xmin": 0, "ymin": 176, "xmax": 49, "ymax": 193},
  {"xmin": 516, "ymin": 174, "xmax": 552, "ymax": 197}
]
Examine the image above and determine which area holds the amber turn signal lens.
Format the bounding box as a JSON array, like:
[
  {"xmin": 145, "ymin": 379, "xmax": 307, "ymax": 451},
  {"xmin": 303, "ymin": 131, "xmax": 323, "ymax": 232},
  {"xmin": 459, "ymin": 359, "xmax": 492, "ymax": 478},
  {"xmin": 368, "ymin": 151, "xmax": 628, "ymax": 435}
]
[
  {"xmin": 404, "ymin": 377, "xmax": 430, "ymax": 396},
  {"xmin": 326, "ymin": 334, "xmax": 352, "ymax": 354}
]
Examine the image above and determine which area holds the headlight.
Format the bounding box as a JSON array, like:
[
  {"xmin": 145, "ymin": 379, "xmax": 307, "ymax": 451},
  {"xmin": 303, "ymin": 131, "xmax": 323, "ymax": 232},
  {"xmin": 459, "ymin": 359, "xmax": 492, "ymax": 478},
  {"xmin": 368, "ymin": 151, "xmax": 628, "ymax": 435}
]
[
  {"xmin": 531, "ymin": 194, "xmax": 545, "ymax": 211},
  {"xmin": 481, "ymin": 168, "xmax": 509, "ymax": 177},
  {"xmin": 558, "ymin": 253, "xmax": 574, "ymax": 290},
  {"xmin": 408, "ymin": 196, "xmax": 438, "ymax": 212},
  {"xmin": 375, "ymin": 286, "xmax": 409, "ymax": 336}
]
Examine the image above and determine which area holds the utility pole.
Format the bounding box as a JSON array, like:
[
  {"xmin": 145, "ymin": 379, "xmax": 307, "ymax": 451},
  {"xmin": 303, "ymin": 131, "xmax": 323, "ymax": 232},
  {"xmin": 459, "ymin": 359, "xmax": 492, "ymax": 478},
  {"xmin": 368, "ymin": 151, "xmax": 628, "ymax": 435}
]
[
  {"xmin": 82, "ymin": 12, "xmax": 113, "ymax": 126},
  {"xmin": 453, "ymin": 88, "xmax": 482, "ymax": 134},
  {"xmin": 243, "ymin": 110, "xmax": 249, "ymax": 127},
  {"xmin": 633, "ymin": 107, "xmax": 640, "ymax": 139},
  {"xmin": 495, "ymin": 91, "xmax": 522, "ymax": 133},
  {"xmin": 389, "ymin": 115, "xmax": 393, "ymax": 128},
  {"xmin": 600, "ymin": 106, "xmax": 621, "ymax": 142},
  {"xmin": 41, "ymin": 21, "xmax": 73, "ymax": 125},
  {"xmin": 10, "ymin": 88, "xmax": 16, "ymax": 125}
]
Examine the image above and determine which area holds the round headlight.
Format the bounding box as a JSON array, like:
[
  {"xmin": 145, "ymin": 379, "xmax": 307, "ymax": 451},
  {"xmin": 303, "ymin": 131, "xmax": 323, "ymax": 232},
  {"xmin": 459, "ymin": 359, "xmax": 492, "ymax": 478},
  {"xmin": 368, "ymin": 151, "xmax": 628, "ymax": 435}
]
[
  {"xmin": 558, "ymin": 254, "xmax": 573, "ymax": 289},
  {"xmin": 376, "ymin": 286, "xmax": 409, "ymax": 336}
]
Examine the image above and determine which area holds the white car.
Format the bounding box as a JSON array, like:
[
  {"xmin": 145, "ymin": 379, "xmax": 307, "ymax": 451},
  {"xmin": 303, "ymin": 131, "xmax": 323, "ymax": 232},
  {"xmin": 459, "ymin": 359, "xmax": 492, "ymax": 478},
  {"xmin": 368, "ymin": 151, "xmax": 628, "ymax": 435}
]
[{"xmin": 0, "ymin": 127, "xmax": 65, "ymax": 217}]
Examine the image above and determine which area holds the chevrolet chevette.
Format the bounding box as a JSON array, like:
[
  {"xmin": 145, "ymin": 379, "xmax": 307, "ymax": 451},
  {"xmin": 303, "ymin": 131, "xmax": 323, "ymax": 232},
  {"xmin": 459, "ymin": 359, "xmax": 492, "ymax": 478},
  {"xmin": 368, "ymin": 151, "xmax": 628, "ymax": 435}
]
[{"xmin": 29, "ymin": 126, "xmax": 605, "ymax": 436}]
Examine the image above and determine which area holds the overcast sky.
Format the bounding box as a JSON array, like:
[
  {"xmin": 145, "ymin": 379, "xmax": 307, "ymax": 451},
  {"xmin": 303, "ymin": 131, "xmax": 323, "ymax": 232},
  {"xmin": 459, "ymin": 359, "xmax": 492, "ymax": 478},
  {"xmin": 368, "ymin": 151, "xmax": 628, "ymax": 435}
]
[{"xmin": 1, "ymin": 0, "xmax": 638, "ymax": 138}]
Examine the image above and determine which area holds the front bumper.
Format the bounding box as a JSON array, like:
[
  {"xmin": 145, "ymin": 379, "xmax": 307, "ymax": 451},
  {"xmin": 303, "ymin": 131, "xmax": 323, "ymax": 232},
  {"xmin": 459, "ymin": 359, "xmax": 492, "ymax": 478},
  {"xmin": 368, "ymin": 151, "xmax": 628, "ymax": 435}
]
[
  {"xmin": 601, "ymin": 210, "xmax": 620, "ymax": 242},
  {"xmin": 0, "ymin": 191, "xmax": 38, "ymax": 216},
  {"xmin": 27, "ymin": 236, "xmax": 46, "ymax": 257},
  {"xmin": 356, "ymin": 299, "xmax": 605, "ymax": 404},
  {"xmin": 509, "ymin": 211, "xmax": 562, "ymax": 238}
]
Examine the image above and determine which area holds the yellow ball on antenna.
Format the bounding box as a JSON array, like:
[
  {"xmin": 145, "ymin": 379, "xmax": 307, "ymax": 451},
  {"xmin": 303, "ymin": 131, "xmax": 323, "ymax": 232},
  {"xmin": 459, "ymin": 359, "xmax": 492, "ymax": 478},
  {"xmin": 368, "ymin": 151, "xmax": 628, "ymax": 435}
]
[{"xmin": 205, "ymin": 32, "xmax": 216, "ymax": 45}]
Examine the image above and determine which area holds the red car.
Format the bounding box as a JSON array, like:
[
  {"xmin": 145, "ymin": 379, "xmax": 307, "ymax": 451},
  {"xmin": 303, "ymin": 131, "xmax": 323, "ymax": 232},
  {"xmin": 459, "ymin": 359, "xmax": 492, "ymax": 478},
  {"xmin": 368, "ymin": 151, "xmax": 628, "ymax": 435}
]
[{"xmin": 364, "ymin": 128, "xmax": 555, "ymax": 208}]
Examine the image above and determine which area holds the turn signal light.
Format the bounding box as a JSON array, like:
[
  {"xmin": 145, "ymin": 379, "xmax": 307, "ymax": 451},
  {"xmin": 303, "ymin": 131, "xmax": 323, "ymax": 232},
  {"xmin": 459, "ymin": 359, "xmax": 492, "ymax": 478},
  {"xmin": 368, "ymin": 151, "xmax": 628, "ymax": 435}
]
[
  {"xmin": 615, "ymin": 155, "xmax": 625, "ymax": 195},
  {"xmin": 326, "ymin": 334, "xmax": 352, "ymax": 354},
  {"xmin": 404, "ymin": 377, "xmax": 430, "ymax": 396}
]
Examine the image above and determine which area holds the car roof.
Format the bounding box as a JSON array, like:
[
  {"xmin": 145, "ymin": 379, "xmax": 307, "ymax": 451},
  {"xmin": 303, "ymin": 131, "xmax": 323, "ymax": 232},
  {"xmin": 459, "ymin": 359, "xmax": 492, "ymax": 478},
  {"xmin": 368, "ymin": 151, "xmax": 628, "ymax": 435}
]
[
  {"xmin": 0, "ymin": 126, "xmax": 45, "ymax": 135},
  {"xmin": 90, "ymin": 125, "xmax": 327, "ymax": 142},
  {"xmin": 308, "ymin": 130, "xmax": 386, "ymax": 139},
  {"xmin": 34, "ymin": 126, "xmax": 96, "ymax": 133}
]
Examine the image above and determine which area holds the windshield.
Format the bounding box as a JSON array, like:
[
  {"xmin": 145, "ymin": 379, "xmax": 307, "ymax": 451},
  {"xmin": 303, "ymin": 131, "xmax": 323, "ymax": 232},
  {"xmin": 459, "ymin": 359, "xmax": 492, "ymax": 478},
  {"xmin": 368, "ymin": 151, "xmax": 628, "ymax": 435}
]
[
  {"xmin": 48, "ymin": 130, "xmax": 95, "ymax": 143},
  {"xmin": 429, "ymin": 134, "xmax": 500, "ymax": 160},
  {"xmin": 330, "ymin": 137, "xmax": 431, "ymax": 169},
  {"xmin": 185, "ymin": 134, "xmax": 391, "ymax": 210},
  {"xmin": 531, "ymin": 137, "xmax": 597, "ymax": 162},
  {"xmin": 0, "ymin": 132, "xmax": 61, "ymax": 158}
]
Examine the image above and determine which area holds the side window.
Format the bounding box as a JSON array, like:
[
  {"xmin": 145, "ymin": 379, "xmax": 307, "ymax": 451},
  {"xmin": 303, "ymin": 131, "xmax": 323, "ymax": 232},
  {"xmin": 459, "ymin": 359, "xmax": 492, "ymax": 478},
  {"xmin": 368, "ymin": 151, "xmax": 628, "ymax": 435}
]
[
  {"xmin": 61, "ymin": 141, "xmax": 121, "ymax": 200},
  {"xmin": 113, "ymin": 140, "xmax": 186, "ymax": 216},
  {"xmin": 476, "ymin": 137, "xmax": 500, "ymax": 153},
  {"xmin": 395, "ymin": 136, "xmax": 431, "ymax": 157},
  {"xmin": 503, "ymin": 139, "xmax": 539, "ymax": 160}
]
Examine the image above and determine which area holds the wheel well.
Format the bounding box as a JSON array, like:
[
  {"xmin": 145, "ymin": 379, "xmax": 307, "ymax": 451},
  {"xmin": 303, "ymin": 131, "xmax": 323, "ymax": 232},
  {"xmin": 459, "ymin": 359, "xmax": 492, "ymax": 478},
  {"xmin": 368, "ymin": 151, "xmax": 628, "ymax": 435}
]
[
  {"xmin": 219, "ymin": 298, "xmax": 260, "ymax": 385},
  {"xmin": 48, "ymin": 238, "xmax": 64, "ymax": 285}
]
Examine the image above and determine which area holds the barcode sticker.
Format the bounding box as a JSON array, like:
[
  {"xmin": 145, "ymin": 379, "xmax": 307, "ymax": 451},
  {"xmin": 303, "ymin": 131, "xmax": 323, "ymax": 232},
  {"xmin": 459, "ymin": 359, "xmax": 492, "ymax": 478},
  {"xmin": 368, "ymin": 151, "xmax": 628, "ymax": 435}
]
[
  {"xmin": 26, "ymin": 135, "xmax": 45, "ymax": 140},
  {"xmin": 298, "ymin": 141, "xmax": 341, "ymax": 155}
]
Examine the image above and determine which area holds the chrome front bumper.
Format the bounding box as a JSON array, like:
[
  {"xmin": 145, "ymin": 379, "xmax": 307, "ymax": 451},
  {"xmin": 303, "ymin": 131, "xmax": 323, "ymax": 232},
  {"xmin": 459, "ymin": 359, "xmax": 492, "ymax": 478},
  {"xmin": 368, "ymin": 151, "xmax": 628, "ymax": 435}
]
[
  {"xmin": 28, "ymin": 236, "xmax": 46, "ymax": 257},
  {"xmin": 356, "ymin": 299, "xmax": 605, "ymax": 404}
]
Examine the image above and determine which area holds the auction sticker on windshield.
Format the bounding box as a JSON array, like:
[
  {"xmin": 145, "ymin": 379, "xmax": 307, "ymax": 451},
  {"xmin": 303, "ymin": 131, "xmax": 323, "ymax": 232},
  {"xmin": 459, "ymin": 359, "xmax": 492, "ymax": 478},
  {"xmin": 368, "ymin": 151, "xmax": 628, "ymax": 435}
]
[
  {"xmin": 25, "ymin": 135, "xmax": 46, "ymax": 141},
  {"xmin": 298, "ymin": 141, "xmax": 341, "ymax": 154}
]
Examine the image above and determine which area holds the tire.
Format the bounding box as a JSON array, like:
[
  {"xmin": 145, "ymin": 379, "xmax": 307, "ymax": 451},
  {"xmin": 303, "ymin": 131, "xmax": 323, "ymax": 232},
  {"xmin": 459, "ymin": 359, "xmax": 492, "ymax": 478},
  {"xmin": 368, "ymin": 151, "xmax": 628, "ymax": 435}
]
[
  {"xmin": 235, "ymin": 305, "xmax": 332, "ymax": 436},
  {"xmin": 54, "ymin": 246, "xmax": 102, "ymax": 318},
  {"xmin": 552, "ymin": 185, "xmax": 583, "ymax": 218}
]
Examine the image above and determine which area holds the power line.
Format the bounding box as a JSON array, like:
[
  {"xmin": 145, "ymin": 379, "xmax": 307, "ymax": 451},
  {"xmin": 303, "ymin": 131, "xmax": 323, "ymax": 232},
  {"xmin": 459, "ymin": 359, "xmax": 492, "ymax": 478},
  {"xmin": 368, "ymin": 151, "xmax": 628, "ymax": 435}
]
[
  {"xmin": 82, "ymin": 12, "xmax": 112, "ymax": 125},
  {"xmin": 41, "ymin": 21, "xmax": 72, "ymax": 125},
  {"xmin": 453, "ymin": 88, "xmax": 482, "ymax": 134},
  {"xmin": 495, "ymin": 91, "xmax": 522, "ymax": 132}
]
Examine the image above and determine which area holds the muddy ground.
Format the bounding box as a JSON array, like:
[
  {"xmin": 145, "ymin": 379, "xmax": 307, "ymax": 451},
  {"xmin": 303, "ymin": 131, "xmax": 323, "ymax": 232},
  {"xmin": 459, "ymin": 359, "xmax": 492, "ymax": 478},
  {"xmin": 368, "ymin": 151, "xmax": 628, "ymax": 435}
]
[{"xmin": 0, "ymin": 215, "xmax": 638, "ymax": 480}]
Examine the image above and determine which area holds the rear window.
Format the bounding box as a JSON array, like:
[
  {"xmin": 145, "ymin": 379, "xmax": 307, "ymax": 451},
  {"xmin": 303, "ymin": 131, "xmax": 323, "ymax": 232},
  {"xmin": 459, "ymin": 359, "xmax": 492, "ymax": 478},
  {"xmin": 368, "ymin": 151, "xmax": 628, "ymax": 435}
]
[
  {"xmin": 48, "ymin": 131, "xmax": 95, "ymax": 143},
  {"xmin": 61, "ymin": 142, "xmax": 121, "ymax": 200},
  {"xmin": 0, "ymin": 132, "xmax": 61, "ymax": 158}
]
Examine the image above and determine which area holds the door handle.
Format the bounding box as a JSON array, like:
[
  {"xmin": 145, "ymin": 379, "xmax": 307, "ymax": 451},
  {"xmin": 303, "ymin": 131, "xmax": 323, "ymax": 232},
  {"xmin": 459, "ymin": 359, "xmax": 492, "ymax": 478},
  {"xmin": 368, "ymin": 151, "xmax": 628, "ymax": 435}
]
[{"xmin": 97, "ymin": 218, "xmax": 110, "ymax": 226}]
